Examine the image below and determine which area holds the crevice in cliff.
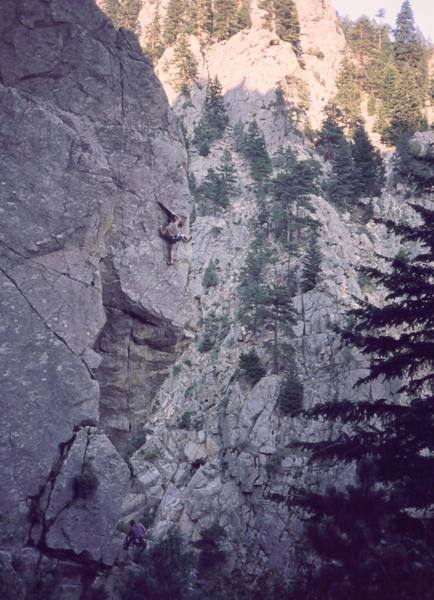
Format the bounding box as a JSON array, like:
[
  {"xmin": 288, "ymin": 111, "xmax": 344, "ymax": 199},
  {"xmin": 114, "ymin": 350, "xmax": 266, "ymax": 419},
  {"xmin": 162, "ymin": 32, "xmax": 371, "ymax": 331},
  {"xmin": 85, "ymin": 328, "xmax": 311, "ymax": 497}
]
[
  {"xmin": 119, "ymin": 55, "xmax": 125, "ymax": 118},
  {"xmin": 28, "ymin": 435, "xmax": 77, "ymax": 548},
  {"xmin": 26, "ymin": 428, "xmax": 112, "ymax": 580},
  {"xmin": 0, "ymin": 239, "xmax": 97, "ymax": 289}
]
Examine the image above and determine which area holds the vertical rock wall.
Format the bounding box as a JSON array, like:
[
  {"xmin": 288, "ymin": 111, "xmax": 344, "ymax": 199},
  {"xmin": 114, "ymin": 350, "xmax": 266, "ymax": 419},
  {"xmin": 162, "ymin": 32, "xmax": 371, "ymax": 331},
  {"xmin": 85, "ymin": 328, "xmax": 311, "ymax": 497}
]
[{"xmin": 0, "ymin": 0, "xmax": 194, "ymax": 580}]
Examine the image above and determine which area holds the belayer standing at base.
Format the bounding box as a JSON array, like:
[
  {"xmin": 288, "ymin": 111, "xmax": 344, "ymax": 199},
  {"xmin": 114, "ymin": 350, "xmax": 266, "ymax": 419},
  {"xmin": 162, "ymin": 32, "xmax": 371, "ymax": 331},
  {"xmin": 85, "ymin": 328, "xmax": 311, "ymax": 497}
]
[{"xmin": 124, "ymin": 520, "xmax": 147, "ymax": 551}]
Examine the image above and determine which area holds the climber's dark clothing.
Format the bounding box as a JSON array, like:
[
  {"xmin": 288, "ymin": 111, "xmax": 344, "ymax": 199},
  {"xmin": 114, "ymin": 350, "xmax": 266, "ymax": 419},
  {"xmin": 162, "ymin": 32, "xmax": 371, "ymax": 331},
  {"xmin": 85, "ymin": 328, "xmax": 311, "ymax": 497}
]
[
  {"xmin": 124, "ymin": 521, "xmax": 147, "ymax": 550},
  {"xmin": 167, "ymin": 233, "xmax": 183, "ymax": 243},
  {"xmin": 159, "ymin": 215, "xmax": 191, "ymax": 265}
]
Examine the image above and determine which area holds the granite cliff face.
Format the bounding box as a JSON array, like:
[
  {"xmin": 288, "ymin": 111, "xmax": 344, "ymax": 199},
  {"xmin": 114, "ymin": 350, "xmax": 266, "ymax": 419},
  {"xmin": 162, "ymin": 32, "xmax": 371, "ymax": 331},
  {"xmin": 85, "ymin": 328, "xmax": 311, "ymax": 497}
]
[
  {"xmin": 151, "ymin": 0, "xmax": 345, "ymax": 141},
  {"xmin": 1, "ymin": 0, "xmax": 433, "ymax": 597},
  {"xmin": 0, "ymin": 0, "xmax": 194, "ymax": 593}
]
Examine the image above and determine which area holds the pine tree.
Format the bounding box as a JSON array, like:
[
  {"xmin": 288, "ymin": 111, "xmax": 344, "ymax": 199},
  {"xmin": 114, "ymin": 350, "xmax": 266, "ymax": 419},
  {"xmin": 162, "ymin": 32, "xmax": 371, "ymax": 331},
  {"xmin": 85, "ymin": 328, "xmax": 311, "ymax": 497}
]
[
  {"xmin": 239, "ymin": 237, "xmax": 296, "ymax": 373},
  {"xmin": 260, "ymin": 0, "xmax": 301, "ymax": 57},
  {"xmin": 144, "ymin": 3, "xmax": 164, "ymax": 62},
  {"xmin": 120, "ymin": 0, "xmax": 142, "ymax": 31},
  {"xmin": 213, "ymin": 0, "xmax": 239, "ymax": 41},
  {"xmin": 173, "ymin": 32, "xmax": 197, "ymax": 93},
  {"xmin": 325, "ymin": 136, "xmax": 357, "ymax": 209},
  {"xmin": 333, "ymin": 58, "xmax": 362, "ymax": 129},
  {"xmin": 393, "ymin": 0, "xmax": 424, "ymax": 66},
  {"xmin": 102, "ymin": 0, "xmax": 122, "ymax": 28},
  {"xmin": 394, "ymin": 131, "xmax": 434, "ymax": 193},
  {"xmin": 274, "ymin": 0, "xmax": 302, "ymax": 56},
  {"xmin": 238, "ymin": 237, "xmax": 274, "ymax": 335},
  {"xmin": 278, "ymin": 360, "xmax": 304, "ymax": 415},
  {"xmin": 292, "ymin": 202, "xmax": 434, "ymax": 599},
  {"xmin": 192, "ymin": 120, "xmax": 210, "ymax": 156},
  {"xmin": 233, "ymin": 120, "xmax": 246, "ymax": 153},
  {"xmin": 242, "ymin": 120, "xmax": 272, "ymax": 181},
  {"xmin": 217, "ymin": 149, "xmax": 238, "ymax": 198},
  {"xmin": 196, "ymin": 168, "xmax": 224, "ymax": 213},
  {"xmin": 351, "ymin": 124, "xmax": 385, "ymax": 198},
  {"xmin": 193, "ymin": 77, "xmax": 228, "ymax": 154},
  {"xmin": 270, "ymin": 149, "xmax": 320, "ymax": 259},
  {"xmin": 203, "ymin": 77, "xmax": 228, "ymax": 138},
  {"xmin": 164, "ymin": 0, "xmax": 185, "ymax": 46},
  {"xmin": 203, "ymin": 260, "xmax": 218, "ymax": 290},
  {"xmin": 239, "ymin": 349, "xmax": 267, "ymax": 384},
  {"xmin": 263, "ymin": 272, "xmax": 296, "ymax": 374},
  {"xmin": 196, "ymin": 152, "xmax": 237, "ymax": 214},
  {"xmin": 259, "ymin": 0, "xmax": 274, "ymax": 31},
  {"xmin": 301, "ymin": 233, "xmax": 322, "ymax": 293},
  {"xmin": 196, "ymin": 0, "xmax": 214, "ymax": 37},
  {"xmin": 236, "ymin": 0, "xmax": 252, "ymax": 30},
  {"xmin": 315, "ymin": 112, "xmax": 346, "ymax": 161}
]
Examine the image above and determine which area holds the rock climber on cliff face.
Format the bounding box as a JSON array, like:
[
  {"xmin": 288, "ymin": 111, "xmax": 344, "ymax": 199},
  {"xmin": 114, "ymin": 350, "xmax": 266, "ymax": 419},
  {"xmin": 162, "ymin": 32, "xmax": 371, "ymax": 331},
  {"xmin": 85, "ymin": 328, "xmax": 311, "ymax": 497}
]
[{"xmin": 158, "ymin": 202, "xmax": 191, "ymax": 265}]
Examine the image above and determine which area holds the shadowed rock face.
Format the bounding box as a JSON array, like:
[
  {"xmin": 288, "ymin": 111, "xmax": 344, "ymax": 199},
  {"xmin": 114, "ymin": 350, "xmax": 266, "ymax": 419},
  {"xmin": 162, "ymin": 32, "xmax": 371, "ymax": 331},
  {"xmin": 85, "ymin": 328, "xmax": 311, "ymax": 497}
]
[{"xmin": 0, "ymin": 0, "xmax": 193, "ymax": 572}]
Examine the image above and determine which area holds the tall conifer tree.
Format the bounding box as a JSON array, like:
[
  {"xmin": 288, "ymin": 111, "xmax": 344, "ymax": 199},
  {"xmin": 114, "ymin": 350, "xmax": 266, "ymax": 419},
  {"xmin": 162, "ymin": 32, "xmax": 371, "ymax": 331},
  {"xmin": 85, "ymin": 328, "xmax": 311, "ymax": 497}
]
[
  {"xmin": 301, "ymin": 233, "xmax": 322, "ymax": 293},
  {"xmin": 292, "ymin": 202, "xmax": 434, "ymax": 598},
  {"xmin": 243, "ymin": 120, "xmax": 272, "ymax": 181},
  {"xmin": 173, "ymin": 32, "xmax": 197, "ymax": 93},
  {"xmin": 213, "ymin": 0, "xmax": 239, "ymax": 40},
  {"xmin": 164, "ymin": 0, "xmax": 185, "ymax": 45},
  {"xmin": 352, "ymin": 124, "xmax": 385, "ymax": 198},
  {"xmin": 393, "ymin": 0, "xmax": 423, "ymax": 66},
  {"xmin": 325, "ymin": 136, "xmax": 357, "ymax": 208}
]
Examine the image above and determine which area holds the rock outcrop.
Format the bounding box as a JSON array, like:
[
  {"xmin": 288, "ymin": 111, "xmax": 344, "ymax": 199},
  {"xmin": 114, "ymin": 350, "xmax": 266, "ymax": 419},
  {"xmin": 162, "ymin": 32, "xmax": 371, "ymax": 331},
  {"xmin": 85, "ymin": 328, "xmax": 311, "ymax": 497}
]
[
  {"xmin": 0, "ymin": 0, "xmax": 194, "ymax": 587},
  {"xmin": 152, "ymin": 0, "xmax": 345, "ymax": 141},
  {"xmin": 2, "ymin": 0, "xmax": 433, "ymax": 597}
]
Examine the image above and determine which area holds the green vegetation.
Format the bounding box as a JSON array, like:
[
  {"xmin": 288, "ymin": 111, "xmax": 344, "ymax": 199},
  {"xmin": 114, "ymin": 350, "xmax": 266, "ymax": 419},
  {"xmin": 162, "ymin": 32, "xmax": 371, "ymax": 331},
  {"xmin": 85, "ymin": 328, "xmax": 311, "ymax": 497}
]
[
  {"xmin": 72, "ymin": 464, "xmax": 99, "ymax": 500},
  {"xmin": 144, "ymin": 3, "xmax": 164, "ymax": 61},
  {"xmin": 163, "ymin": 0, "xmax": 250, "ymax": 48},
  {"xmin": 102, "ymin": 0, "xmax": 141, "ymax": 31},
  {"xmin": 173, "ymin": 33, "xmax": 198, "ymax": 93},
  {"xmin": 351, "ymin": 124, "xmax": 385, "ymax": 198},
  {"xmin": 339, "ymin": 1, "xmax": 430, "ymax": 145},
  {"xmin": 293, "ymin": 202, "xmax": 434, "ymax": 598},
  {"xmin": 194, "ymin": 523, "xmax": 226, "ymax": 575},
  {"xmin": 198, "ymin": 312, "xmax": 230, "ymax": 353},
  {"xmin": 301, "ymin": 232, "xmax": 322, "ymax": 293},
  {"xmin": 177, "ymin": 411, "xmax": 193, "ymax": 430},
  {"xmin": 203, "ymin": 260, "xmax": 219, "ymax": 289},
  {"xmin": 195, "ymin": 150, "xmax": 238, "ymax": 214},
  {"xmin": 213, "ymin": 0, "xmax": 240, "ymax": 41},
  {"xmin": 260, "ymin": 0, "xmax": 302, "ymax": 57},
  {"xmin": 270, "ymin": 147, "xmax": 320, "ymax": 262},
  {"xmin": 238, "ymin": 238, "xmax": 296, "ymax": 373},
  {"xmin": 117, "ymin": 534, "xmax": 199, "ymax": 600},
  {"xmin": 332, "ymin": 58, "xmax": 361, "ymax": 129},
  {"xmin": 140, "ymin": 446, "xmax": 161, "ymax": 461},
  {"xmin": 278, "ymin": 360, "xmax": 303, "ymax": 415},
  {"xmin": 193, "ymin": 77, "xmax": 228, "ymax": 155},
  {"xmin": 393, "ymin": 131, "xmax": 434, "ymax": 192},
  {"xmin": 241, "ymin": 120, "xmax": 272, "ymax": 181},
  {"xmin": 325, "ymin": 135, "xmax": 357, "ymax": 208},
  {"xmin": 238, "ymin": 349, "xmax": 267, "ymax": 384},
  {"xmin": 316, "ymin": 114, "xmax": 385, "ymax": 210}
]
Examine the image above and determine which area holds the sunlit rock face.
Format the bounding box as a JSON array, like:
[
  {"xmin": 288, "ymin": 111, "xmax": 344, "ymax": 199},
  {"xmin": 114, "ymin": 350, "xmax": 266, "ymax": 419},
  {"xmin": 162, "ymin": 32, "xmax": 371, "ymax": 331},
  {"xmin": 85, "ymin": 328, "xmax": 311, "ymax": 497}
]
[
  {"xmin": 139, "ymin": 0, "xmax": 345, "ymax": 143},
  {"xmin": 0, "ymin": 0, "xmax": 194, "ymax": 583}
]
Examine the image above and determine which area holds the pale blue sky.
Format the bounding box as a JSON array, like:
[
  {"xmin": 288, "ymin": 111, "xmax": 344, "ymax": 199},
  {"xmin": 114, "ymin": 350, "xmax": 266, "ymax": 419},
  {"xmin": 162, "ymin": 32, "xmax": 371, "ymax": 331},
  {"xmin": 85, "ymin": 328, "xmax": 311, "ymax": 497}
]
[{"xmin": 333, "ymin": 0, "xmax": 434, "ymax": 42}]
